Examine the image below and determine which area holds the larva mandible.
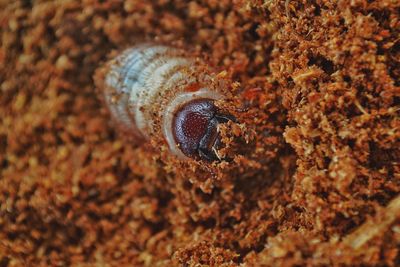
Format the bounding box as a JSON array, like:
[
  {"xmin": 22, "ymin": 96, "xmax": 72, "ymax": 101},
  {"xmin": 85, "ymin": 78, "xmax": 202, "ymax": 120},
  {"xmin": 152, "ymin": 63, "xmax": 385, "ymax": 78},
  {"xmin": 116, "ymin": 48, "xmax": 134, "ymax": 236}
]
[{"xmin": 95, "ymin": 43, "xmax": 233, "ymax": 161}]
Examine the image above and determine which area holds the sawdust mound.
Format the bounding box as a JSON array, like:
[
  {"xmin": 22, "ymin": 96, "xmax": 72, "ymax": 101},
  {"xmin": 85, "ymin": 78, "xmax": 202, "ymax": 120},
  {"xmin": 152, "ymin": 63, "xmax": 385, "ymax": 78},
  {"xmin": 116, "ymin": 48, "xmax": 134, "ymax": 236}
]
[{"xmin": 0, "ymin": 0, "xmax": 399, "ymax": 266}]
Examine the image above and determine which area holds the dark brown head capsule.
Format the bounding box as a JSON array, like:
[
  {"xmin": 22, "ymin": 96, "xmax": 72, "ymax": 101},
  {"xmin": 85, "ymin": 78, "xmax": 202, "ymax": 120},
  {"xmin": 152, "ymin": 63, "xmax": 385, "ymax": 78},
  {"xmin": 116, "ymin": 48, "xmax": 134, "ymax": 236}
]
[
  {"xmin": 173, "ymin": 99, "xmax": 231, "ymax": 161},
  {"xmin": 95, "ymin": 43, "xmax": 233, "ymax": 161}
]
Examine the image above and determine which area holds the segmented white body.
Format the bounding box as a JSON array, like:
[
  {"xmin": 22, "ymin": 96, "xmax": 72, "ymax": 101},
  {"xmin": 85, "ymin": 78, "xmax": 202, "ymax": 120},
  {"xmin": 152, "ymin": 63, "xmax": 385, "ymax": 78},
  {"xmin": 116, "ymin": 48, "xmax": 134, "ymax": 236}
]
[{"xmin": 96, "ymin": 44, "xmax": 222, "ymax": 158}]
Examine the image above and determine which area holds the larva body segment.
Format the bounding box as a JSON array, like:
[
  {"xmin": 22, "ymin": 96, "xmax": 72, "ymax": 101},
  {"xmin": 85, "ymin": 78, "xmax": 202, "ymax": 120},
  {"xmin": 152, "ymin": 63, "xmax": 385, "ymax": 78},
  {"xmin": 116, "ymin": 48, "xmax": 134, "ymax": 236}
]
[{"xmin": 95, "ymin": 44, "xmax": 229, "ymax": 161}]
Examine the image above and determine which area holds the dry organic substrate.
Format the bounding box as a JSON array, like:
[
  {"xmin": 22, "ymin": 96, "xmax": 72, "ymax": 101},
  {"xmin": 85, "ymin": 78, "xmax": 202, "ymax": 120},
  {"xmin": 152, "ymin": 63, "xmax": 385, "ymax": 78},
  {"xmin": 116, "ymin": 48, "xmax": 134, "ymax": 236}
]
[{"xmin": 0, "ymin": 0, "xmax": 399, "ymax": 266}]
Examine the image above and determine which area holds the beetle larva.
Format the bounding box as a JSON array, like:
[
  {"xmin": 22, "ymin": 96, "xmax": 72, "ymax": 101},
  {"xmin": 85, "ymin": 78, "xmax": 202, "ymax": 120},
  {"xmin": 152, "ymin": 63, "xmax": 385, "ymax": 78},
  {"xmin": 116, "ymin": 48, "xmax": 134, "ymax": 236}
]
[{"xmin": 94, "ymin": 43, "xmax": 233, "ymax": 161}]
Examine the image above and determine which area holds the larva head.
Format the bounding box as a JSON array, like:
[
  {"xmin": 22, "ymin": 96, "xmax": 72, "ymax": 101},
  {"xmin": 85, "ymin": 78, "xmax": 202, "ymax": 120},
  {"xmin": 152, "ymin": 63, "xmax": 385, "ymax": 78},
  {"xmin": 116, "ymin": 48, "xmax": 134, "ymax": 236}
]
[{"xmin": 172, "ymin": 98, "xmax": 231, "ymax": 161}]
